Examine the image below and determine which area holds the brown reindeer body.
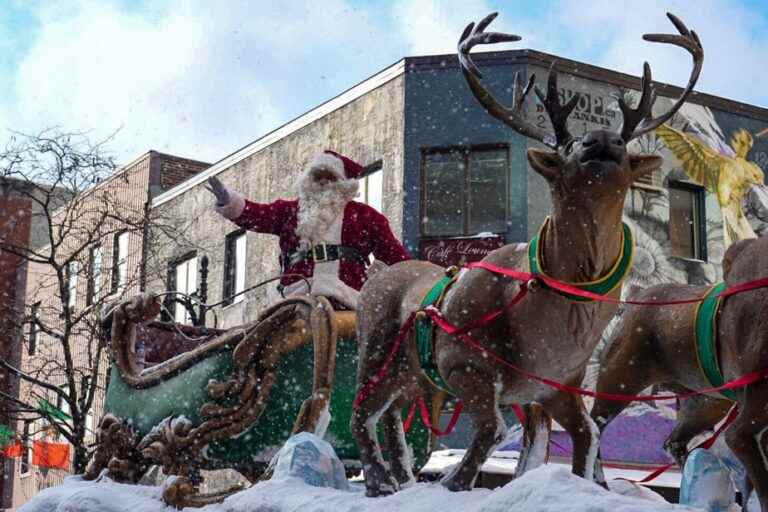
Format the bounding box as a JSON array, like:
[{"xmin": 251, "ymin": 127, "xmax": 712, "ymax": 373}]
[
  {"xmin": 586, "ymin": 237, "xmax": 768, "ymax": 510},
  {"xmin": 352, "ymin": 12, "xmax": 703, "ymax": 496}
]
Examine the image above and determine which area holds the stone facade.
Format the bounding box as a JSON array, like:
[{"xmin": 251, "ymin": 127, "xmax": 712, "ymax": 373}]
[{"xmin": 147, "ymin": 74, "xmax": 406, "ymax": 328}]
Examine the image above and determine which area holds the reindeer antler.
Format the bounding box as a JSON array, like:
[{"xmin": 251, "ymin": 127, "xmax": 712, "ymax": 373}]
[
  {"xmin": 619, "ymin": 13, "xmax": 704, "ymax": 142},
  {"xmin": 458, "ymin": 13, "xmax": 577, "ymax": 149}
]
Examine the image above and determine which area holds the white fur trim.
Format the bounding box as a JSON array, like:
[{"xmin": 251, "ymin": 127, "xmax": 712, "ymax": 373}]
[{"xmin": 215, "ymin": 189, "xmax": 246, "ymax": 220}]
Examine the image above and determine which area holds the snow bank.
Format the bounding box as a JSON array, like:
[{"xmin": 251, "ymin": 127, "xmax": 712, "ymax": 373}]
[{"xmin": 20, "ymin": 465, "xmax": 700, "ymax": 512}]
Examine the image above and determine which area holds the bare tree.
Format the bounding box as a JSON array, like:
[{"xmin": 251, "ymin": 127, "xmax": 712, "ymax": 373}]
[{"xmin": 0, "ymin": 129, "xmax": 196, "ymax": 474}]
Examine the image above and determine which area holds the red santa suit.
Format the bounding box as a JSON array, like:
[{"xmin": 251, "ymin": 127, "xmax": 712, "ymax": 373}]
[{"xmin": 215, "ymin": 151, "xmax": 409, "ymax": 308}]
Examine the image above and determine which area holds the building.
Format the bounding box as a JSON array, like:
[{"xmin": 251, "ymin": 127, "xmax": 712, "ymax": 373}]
[
  {"xmin": 145, "ymin": 48, "xmax": 768, "ymax": 488},
  {"xmin": 6, "ymin": 151, "xmax": 208, "ymax": 510},
  {"xmin": 0, "ymin": 178, "xmax": 72, "ymax": 510},
  {"xmin": 149, "ymin": 48, "xmax": 768, "ymax": 324}
]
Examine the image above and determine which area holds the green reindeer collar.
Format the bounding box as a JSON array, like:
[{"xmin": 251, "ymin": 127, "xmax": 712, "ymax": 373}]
[{"xmin": 528, "ymin": 217, "xmax": 634, "ymax": 302}]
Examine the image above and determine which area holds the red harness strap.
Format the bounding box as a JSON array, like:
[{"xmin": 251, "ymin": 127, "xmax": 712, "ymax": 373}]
[
  {"xmin": 467, "ymin": 261, "xmax": 768, "ymax": 306},
  {"xmin": 424, "ymin": 306, "xmax": 768, "ymax": 402},
  {"xmin": 403, "ymin": 398, "xmax": 464, "ymax": 436}
]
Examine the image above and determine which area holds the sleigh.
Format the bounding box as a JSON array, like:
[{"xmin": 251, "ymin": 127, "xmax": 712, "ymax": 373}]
[{"xmin": 86, "ymin": 293, "xmax": 435, "ymax": 508}]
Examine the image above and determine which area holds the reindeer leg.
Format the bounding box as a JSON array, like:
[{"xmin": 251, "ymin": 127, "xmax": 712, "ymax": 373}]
[
  {"xmin": 546, "ymin": 392, "xmax": 600, "ymax": 480},
  {"xmin": 588, "ymin": 312, "xmax": 663, "ymax": 485},
  {"xmin": 514, "ymin": 403, "xmax": 551, "ymax": 478},
  {"xmin": 381, "ymin": 401, "xmax": 416, "ymax": 489},
  {"xmin": 351, "ymin": 391, "xmax": 400, "ymax": 497},
  {"xmin": 725, "ymin": 384, "xmax": 768, "ymax": 512},
  {"xmin": 664, "ymin": 392, "xmax": 731, "ymax": 467},
  {"xmin": 441, "ymin": 367, "xmax": 504, "ymax": 491}
]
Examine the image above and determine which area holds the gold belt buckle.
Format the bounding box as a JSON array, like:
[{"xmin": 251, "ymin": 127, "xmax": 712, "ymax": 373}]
[{"xmin": 312, "ymin": 243, "xmax": 328, "ymax": 262}]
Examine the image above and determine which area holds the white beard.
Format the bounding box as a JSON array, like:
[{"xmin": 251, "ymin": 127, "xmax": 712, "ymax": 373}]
[{"xmin": 295, "ymin": 174, "xmax": 358, "ymax": 243}]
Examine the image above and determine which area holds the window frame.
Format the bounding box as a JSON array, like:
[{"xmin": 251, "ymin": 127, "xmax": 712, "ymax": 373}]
[
  {"xmin": 65, "ymin": 260, "xmax": 79, "ymax": 309},
  {"xmin": 222, "ymin": 229, "xmax": 247, "ymax": 306},
  {"xmin": 668, "ymin": 180, "xmax": 708, "ymax": 261},
  {"xmin": 356, "ymin": 160, "xmax": 384, "ymax": 213},
  {"xmin": 27, "ymin": 302, "xmax": 40, "ymax": 357},
  {"xmin": 19, "ymin": 420, "xmax": 31, "ymax": 476},
  {"xmin": 168, "ymin": 252, "xmax": 198, "ymax": 324},
  {"xmin": 111, "ymin": 231, "xmax": 129, "ymax": 294},
  {"xmin": 87, "ymin": 243, "xmax": 103, "ymax": 306},
  {"xmin": 420, "ymin": 144, "xmax": 510, "ymax": 238}
]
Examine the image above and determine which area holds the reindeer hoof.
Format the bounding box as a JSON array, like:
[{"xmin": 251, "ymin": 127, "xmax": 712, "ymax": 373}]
[
  {"xmin": 365, "ymin": 481, "xmax": 398, "ymax": 498},
  {"xmin": 364, "ymin": 470, "xmax": 399, "ymax": 498},
  {"xmin": 441, "ymin": 474, "xmax": 472, "ymax": 492}
]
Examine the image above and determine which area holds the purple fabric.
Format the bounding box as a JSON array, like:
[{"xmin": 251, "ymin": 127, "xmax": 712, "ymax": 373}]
[{"xmin": 501, "ymin": 409, "xmax": 676, "ymax": 465}]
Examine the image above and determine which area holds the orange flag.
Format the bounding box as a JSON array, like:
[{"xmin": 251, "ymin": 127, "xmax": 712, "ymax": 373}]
[
  {"xmin": 32, "ymin": 440, "xmax": 70, "ymax": 470},
  {"xmin": 2, "ymin": 441, "xmax": 23, "ymax": 458}
]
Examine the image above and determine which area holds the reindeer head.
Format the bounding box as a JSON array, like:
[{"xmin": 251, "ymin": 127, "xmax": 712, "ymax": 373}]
[{"xmin": 458, "ymin": 13, "xmax": 703, "ymax": 202}]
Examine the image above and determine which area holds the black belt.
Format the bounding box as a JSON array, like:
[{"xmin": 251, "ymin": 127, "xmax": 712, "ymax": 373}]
[{"xmin": 285, "ymin": 243, "xmax": 366, "ymax": 267}]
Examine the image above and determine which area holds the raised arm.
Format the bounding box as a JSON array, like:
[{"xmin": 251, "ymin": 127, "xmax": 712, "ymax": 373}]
[{"xmin": 206, "ymin": 176, "xmax": 291, "ymax": 235}]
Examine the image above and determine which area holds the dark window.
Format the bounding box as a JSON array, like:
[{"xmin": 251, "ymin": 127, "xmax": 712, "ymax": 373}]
[
  {"xmin": 87, "ymin": 243, "xmax": 103, "ymax": 305},
  {"xmin": 20, "ymin": 420, "xmax": 31, "ymax": 474},
  {"xmin": 669, "ymin": 182, "xmax": 707, "ymax": 260},
  {"xmin": 27, "ymin": 303, "xmax": 39, "ymax": 356},
  {"xmin": 421, "ymin": 146, "xmax": 509, "ymax": 237},
  {"xmin": 223, "ymin": 230, "xmax": 247, "ymax": 306}
]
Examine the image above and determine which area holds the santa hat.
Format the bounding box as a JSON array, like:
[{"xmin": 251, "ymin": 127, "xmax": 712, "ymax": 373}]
[{"xmin": 308, "ymin": 150, "xmax": 365, "ymax": 181}]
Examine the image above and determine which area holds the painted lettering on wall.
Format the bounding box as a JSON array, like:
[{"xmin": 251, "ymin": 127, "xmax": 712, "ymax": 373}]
[
  {"xmin": 420, "ymin": 236, "xmax": 505, "ymax": 267},
  {"xmin": 534, "ymin": 88, "xmax": 617, "ymax": 134}
]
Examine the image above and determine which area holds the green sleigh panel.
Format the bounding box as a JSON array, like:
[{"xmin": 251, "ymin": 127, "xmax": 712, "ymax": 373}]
[
  {"xmin": 90, "ymin": 293, "xmax": 433, "ymax": 507},
  {"xmin": 104, "ymin": 336, "xmax": 432, "ymax": 467}
]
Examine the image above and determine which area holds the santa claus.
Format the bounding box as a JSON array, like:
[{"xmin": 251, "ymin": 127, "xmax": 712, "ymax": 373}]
[{"xmin": 206, "ymin": 150, "xmax": 410, "ymax": 309}]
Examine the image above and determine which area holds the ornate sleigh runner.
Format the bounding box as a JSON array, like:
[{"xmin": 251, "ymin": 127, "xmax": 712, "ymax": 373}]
[{"xmin": 85, "ymin": 293, "xmax": 434, "ymax": 508}]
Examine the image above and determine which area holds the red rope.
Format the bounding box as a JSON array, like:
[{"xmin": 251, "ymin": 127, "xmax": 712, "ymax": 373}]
[
  {"xmin": 613, "ymin": 404, "xmax": 740, "ymax": 484},
  {"xmin": 425, "ymin": 306, "xmax": 768, "ymax": 402},
  {"xmin": 403, "ymin": 398, "xmax": 464, "ymax": 436},
  {"xmin": 510, "ymin": 401, "xmax": 740, "ymax": 484},
  {"xmin": 466, "ymin": 261, "xmax": 768, "ymax": 306}
]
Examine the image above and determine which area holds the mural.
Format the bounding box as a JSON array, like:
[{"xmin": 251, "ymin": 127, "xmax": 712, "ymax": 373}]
[{"xmin": 580, "ymin": 90, "xmax": 768, "ymax": 466}]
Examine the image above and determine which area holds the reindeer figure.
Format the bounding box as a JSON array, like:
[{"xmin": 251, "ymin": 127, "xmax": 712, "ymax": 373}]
[
  {"xmin": 351, "ymin": 12, "xmax": 703, "ymax": 497},
  {"xmin": 584, "ymin": 237, "xmax": 768, "ymax": 511}
]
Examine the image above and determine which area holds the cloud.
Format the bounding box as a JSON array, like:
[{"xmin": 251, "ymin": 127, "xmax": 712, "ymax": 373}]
[
  {"xmin": 390, "ymin": 0, "xmax": 768, "ymax": 108},
  {"xmin": 1, "ymin": 0, "xmax": 765, "ymax": 168},
  {"xmin": 0, "ymin": 0, "xmax": 396, "ymax": 165}
]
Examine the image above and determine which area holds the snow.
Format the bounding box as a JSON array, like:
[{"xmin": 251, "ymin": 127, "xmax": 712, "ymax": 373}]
[{"xmin": 19, "ymin": 464, "xmax": 701, "ymax": 512}]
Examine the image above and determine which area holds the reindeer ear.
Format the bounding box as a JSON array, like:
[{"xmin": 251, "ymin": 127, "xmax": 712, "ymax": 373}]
[
  {"xmin": 527, "ymin": 148, "xmax": 562, "ymax": 181},
  {"xmin": 629, "ymin": 154, "xmax": 663, "ymax": 177}
]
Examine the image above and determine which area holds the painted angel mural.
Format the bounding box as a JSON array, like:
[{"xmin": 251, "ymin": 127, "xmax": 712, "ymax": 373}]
[{"xmin": 655, "ymin": 124, "xmax": 768, "ymax": 246}]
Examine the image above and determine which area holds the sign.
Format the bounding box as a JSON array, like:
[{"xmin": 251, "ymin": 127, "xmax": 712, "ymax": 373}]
[
  {"xmin": 534, "ymin": 86, "xmax": 617, "ymax": 133},
  {"xmin": 420, "ymin": 236, "xmax": 505, "ymax": 267}
]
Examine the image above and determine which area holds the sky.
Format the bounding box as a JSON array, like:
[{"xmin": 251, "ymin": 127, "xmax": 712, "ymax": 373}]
[{"xmin": 0, "ymin": 0, "xmax": 766, "ymax": 166}]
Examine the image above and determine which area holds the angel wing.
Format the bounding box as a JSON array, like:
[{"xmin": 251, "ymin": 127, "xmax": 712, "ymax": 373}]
[{"xmin": 655, "ymin": 125, "xmax": 729, "ymax": 193}]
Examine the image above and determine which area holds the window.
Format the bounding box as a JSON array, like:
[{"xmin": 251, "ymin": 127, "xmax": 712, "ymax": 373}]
[
  {"xmin": 20, "ymin": 420, "xmax": 31, "ymax": 475},
  {"xmin": 27, "ymin": 302, "xmax": 39, "ymax": 356},
  {"xmin": 421, "ymin": 146, "xmax": 509, "ymax": 237},
  {"xmin": 171, "ymin": 255, "xmax": 198, "ymax": 324},
  {"xmin": 356, "ymin": 170, "xmax": 384, "ymax": 213},
  {"xmin": 112, "ymin": 231, "xmax": 129, "ymax": 293},
  {"xmin": 669, "ymin": 182, "xmax": 707, "ymax": 260},
  {"xmin": 223, "ymin": 231, "xmax": 247, "ymax": 305},
  {"xmin": 66, "ymin": 261, "xmax": 79, "ymax": 309},
  {"xmin": 87, "ymin": 244, "xmax": 103, "ymax": 305}
]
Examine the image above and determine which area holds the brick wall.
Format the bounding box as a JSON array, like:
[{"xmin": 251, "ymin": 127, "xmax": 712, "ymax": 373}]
[
  {"xmin": 157, "ymin": 153, "xmax": 210, "ymax": 192},
  {"xmin": 0, "ymin": 193, "xmax": 32, "ymax": 510}
]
